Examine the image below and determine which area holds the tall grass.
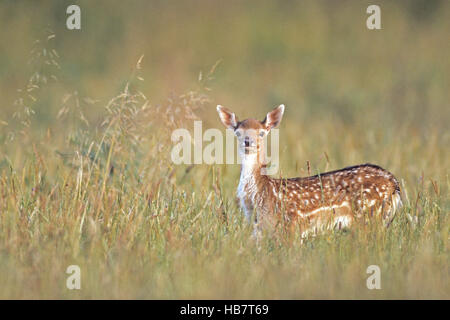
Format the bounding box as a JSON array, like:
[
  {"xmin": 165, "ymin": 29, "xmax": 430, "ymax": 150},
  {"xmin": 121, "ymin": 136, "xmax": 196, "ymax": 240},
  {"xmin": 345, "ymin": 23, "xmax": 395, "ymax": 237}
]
[{"xmin": 0, "ymin": 1, "xmax": 448, "ymax": 299}]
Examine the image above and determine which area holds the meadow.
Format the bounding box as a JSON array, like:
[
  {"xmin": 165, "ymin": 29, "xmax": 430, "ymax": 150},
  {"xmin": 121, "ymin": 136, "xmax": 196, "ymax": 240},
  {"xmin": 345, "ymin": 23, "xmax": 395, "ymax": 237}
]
[{"xmin": 0, "ymin": 1, "xmax": 448, "ymax": 299}]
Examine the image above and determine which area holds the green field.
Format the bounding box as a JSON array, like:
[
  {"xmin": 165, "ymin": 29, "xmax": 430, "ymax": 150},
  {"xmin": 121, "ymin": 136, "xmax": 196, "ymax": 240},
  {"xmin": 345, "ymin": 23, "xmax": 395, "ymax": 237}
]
[{"xmin": 0, "ymin": 1, "xmax": 448, "ymax": 299}]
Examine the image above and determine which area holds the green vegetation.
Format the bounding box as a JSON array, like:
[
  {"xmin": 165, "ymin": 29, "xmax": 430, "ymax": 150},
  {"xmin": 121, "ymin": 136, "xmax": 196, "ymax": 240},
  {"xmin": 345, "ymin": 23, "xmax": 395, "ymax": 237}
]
[{"xmin": 0, "ymin": 1, "xmax": 448, "ymax": 299}]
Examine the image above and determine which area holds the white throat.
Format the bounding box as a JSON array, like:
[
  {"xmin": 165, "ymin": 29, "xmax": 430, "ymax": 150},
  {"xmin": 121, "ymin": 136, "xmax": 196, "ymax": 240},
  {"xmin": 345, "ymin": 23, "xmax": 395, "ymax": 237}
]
[
  {"xmin": 237, "ymin": 152, "xmax": 260, "ymax": 221},
  {"xmin": 240, "ymin": 152, "xmax": 259, "ymax": 177}
]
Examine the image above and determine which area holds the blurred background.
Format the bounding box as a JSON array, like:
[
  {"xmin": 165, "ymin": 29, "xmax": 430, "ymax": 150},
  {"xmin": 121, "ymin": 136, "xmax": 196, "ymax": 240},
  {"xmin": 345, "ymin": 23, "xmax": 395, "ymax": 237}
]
[{"xmin": 1, "ymin": 1, "xmax": 448, "ymax": 124}]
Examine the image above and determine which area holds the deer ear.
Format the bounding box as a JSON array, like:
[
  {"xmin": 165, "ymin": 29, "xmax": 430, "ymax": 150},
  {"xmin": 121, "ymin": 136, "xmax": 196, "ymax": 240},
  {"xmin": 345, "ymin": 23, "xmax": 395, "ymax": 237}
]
[
  {"xmin": 263, "ymin": 104, "xmax": 285, "ymax": 130},
  {"xmin": 216, "ymin": 105, "xmax": 238, "ymax": 129}
]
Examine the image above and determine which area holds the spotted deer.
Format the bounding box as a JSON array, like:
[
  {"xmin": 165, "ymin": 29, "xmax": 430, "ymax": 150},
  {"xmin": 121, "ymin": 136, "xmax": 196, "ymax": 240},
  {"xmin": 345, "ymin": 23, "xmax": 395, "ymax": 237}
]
[{"xmin": 216, "ymin": 104, "xmax": 402, "ymax": 236}]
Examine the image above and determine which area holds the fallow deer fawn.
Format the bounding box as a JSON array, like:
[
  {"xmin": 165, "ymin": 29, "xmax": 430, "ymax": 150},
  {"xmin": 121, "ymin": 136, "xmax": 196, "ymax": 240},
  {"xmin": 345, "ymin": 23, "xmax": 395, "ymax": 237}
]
[{"xmin": 217, "ymin": 104, "xmax": 402, "ymax": 236}]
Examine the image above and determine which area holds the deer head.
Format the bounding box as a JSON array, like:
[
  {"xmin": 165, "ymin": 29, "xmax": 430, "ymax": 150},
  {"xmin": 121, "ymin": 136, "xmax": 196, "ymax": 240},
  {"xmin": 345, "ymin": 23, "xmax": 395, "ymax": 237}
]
[{"xmin": 216, "ymin": 104, "xmax": 285, "ymax": 161}]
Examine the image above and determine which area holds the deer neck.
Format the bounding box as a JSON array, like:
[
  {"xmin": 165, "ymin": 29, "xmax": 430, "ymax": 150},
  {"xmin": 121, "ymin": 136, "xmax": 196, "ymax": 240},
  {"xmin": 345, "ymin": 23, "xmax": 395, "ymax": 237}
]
[
  {"xmin": 240, "ymin": 153, "xmax": 259, "ymax": 179},
  {"xmin": 238, "ymin": 151, "xmax": 269, "ymax": 204}
]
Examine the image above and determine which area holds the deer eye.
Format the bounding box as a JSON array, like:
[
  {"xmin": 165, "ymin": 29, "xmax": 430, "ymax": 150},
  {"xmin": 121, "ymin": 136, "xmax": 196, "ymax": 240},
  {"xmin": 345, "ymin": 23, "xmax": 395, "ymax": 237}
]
[{"xmin": 235, "ymin": 131, "xmax": 241, "ymax": 137}]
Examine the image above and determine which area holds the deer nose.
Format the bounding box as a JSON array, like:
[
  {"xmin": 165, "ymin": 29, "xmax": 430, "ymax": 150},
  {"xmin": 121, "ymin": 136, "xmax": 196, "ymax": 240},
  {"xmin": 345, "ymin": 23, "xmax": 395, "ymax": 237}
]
[{"xmin": 244, "ymin": 137, "xmax": 251, "ymax": 147}]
